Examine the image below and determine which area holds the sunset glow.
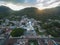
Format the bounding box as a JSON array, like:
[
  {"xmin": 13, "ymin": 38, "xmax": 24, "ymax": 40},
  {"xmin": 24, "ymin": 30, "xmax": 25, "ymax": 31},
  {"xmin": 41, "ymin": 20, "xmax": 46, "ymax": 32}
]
[{"xmin": 0, "ymin": 0, "xmax": 60, "ymax": 10}]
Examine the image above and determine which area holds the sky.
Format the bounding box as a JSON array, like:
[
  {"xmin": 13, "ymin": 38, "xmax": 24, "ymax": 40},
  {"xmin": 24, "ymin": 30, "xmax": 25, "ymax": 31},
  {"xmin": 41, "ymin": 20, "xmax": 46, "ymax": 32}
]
[{"xmin": 0, "ymin": 0, "xmax": 60, "ymax": 10}]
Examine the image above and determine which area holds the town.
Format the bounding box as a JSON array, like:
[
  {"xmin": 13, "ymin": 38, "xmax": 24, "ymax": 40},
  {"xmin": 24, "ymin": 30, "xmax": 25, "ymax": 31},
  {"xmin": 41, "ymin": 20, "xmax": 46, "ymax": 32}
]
[{"xmin": 0, "ymin": 16, "xmax": 60, "ymax": 45}]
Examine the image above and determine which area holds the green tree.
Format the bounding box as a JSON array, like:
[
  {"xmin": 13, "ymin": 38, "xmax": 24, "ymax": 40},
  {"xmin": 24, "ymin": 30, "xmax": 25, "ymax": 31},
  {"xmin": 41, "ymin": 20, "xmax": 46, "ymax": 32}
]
[
  {"xmin": 10, "ymin": 28, "xmax": 25, "ymax": 37},
  {"xmin": 41, "ymin": 22, "xmax": 60, "ymax": 37}
]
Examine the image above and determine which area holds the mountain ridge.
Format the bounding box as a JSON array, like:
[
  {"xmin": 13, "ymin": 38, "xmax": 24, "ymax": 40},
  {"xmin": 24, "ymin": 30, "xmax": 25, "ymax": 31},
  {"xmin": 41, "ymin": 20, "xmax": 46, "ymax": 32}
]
[{"xmin": 0, "ymin": 6, "xmax": 60, "ymax": 20}]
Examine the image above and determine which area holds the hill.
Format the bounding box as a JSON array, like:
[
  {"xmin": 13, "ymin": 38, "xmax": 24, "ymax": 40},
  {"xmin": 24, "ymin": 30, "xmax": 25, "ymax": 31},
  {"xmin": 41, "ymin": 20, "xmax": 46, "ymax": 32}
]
[
  {"xmin": 0, "ymin": 6, "xmax": 60, "ymax": 21},
  {"xmin": 0, "ymin": 6, "xmax": 12, "ymax": 19}
]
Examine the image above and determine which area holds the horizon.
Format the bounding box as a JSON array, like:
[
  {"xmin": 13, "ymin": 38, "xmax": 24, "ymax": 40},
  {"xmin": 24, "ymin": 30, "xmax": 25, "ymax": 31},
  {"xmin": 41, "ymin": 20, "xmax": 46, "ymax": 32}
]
[{"xmin": 0, "ymin": 0, "xmax": 60, "ymax": 11}]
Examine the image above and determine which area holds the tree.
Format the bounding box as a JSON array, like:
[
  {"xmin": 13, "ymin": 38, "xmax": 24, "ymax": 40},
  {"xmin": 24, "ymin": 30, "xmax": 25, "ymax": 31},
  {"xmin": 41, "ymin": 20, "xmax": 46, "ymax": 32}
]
[
  {"xmin": 41, "ymin": 22, "xmax": 60, "ymax": 37},
  {"xmin": 10, "ymin": 28, "xmax": 25, "ymax": 37}
]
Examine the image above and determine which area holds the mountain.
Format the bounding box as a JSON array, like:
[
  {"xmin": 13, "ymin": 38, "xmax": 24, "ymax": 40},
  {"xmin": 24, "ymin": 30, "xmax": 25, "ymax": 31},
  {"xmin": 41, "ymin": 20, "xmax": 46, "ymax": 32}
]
[
  {"xmin": 14, "ymin": 7, "xmax": 38, "ymax": 19},
  {"xmin": 0, "ymin": 6, "xmax": 60, "ymax": 21},
  {"xmin": 15, "ymin": 7, "xmax": 60, "ymax": 20},
  {"xmin": 0, "ymin": 6, "xmax": 12, "ymax": 19}
]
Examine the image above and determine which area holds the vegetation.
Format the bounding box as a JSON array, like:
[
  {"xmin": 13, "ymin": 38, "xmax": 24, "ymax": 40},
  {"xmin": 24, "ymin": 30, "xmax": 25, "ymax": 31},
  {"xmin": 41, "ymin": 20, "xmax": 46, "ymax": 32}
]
[
  {"xmin": 0, "ymin": 6, "xmax": 12, "ymax": 19},
  {"xmin": 10, "ymin": 28, "xmax": 25, "ymax": 37},
  {"xmin": 0, "ymin": 6, "xmax": 60, "ymax": 21},
  {"xmin": 35, "ymin": 27, "xmax": 44, "ymax": 35},
  {"xmin": 41, "ymin": 21, "xmax": 60, "ymax": 37},
  {"xmin": 28, "ymin": 39, "xmax": 38, "ymax": 45}
]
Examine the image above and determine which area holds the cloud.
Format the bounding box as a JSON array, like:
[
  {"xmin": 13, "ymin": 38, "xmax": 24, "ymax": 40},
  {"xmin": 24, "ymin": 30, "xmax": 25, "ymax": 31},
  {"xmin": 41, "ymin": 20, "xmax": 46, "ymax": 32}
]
[
  {"xmin": 0, "ymin": 0, "xmax": 37, "ymax": 4},
  {"xmin": 0, "ymin": 0, "xmax": 25, "ymax": 3},
  {"xmin": 0, "ymin": 0, "xmax": 60, "ymax": 10},
  {"xmin": 35, "ymin": 0, "xmax": 60, "ymax": 10}
]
